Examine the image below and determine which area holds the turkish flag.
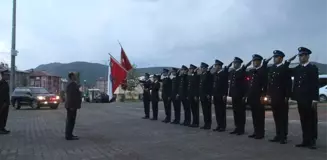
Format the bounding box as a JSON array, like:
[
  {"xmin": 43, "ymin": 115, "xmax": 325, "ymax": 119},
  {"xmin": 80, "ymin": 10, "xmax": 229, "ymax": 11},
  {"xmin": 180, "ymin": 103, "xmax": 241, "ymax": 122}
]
[
  {"xmin": 110, "ymin": 57, "xmax": 127, "ymax": 93},
  {"xmin": 120, "ymin": 47, "xmax": 133, "ymax": 71}
]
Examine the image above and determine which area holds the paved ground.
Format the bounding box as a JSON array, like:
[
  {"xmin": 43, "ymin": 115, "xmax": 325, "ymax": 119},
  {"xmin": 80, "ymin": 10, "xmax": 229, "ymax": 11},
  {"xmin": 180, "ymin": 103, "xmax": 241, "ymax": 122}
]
[{"xmin": 0, "ymin": 102, "xmax": 326, "ymax": 160}]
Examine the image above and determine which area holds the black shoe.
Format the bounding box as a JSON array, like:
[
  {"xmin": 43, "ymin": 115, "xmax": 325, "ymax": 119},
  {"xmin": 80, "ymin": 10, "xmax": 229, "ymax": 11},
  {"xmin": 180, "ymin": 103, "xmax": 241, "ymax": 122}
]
[
  {"xmin": 150, "ymin": 118, "xmax": 158, "ymax": 121},
  {"xmin": 248, "ymin": 134, "xmax": 256, "ymax": 138},
  {"xmin": 181, "ymin": 122, "xmax": 190, "ymax": 126},
  {"xmin": 0, "ymin": 128, "xmax": 10, "ymax": 134},
  {"xmin": 213, "ymin": 127, "xmax": 220, "ymax": 131},
  {"xmin": 142, "ymin": 116, "xmax": 149, "ymax": 119},
  {"xmin": 269, "ymin": 137, "xmax": 280, "ymax": 142},
  {"xmin": 308, "ymin": 143, "xmax": 317, "ymax": 150},
  {"xmin": 162, "ymin": 119, "xmax": 170, "ymax": 123},
  {"xmin": 230, "ymin": 130, "xmax": 238, "ymax": 134},
  {"xmin": 189, "ymin": 124, "xmax": 199, "ymax": 128},
  {"xmin": 236, "ymin": 131, "xmax": 245, "ymax": 135},
  {"xmin": 218, "ymin": 128, "xmax": 225, "ymax": 132},
  {"xmin": 280, "ymin": 139, "xmax": 287, "ymax": 144},
  {"xmin": 295, "ymin": 143, "xmax": 308, "ymax": 148},
  {"xmin": 65, "ymin": 136, "xmax": 79, "ymax": 140},
  {"xmin": 170, "ymin": 121, "xmax": 180, "ymax": 124},
  {"xmin": 254, "ymin": 135, "xmax": 264, "ymax": 139}
]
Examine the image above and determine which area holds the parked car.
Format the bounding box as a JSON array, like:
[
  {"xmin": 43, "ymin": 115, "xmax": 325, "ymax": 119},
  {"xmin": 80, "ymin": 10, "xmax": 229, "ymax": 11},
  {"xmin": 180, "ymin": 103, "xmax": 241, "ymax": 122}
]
[
  {"xmin": 319, "ymin": 85, "xmax": 327, "ymax": 102},
  {"xmin": 11, "ymin": 87, "xmax": 60, "ymax": 109}
]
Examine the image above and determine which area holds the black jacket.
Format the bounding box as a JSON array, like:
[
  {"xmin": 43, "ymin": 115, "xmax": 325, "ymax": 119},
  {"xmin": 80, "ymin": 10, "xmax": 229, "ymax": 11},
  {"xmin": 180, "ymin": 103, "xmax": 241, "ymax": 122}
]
[
  {"xmin": 170, "ymin": 75, "xmax": 179, "ymax": 100},
  {"xmin": 199, "ymin": 71, "xmax": 212, "ymax": 98},
  {"xmin": 178, "ymin": 74, "xmax": 188, "ymax": 98},
  {"xmin": 291, "ymin": 63, "xmax": 319, "ymax": 102},
  {"xmin": 65, "ymin": 81, "xmax": 82, "ymax": 109},
  {"xmin": 212, "ymin": 67, "xmax": 229, "ymax": 97},
  {"xmin": 151, "ymin": 80, "xmax": 161, "ymax": 102},
  {"xmin": 0, "ymin": 79, "xmax": 10, "ymax": 106},
  {"xmin": 160, "ymin": 76, "xmax": 172, "ymax": 99},
  {"xmin": 187, "ymin": 72, "xmax": 199, "ymax": 98},
  {"xmin": 267, "ymin": 62, "xmax": 292, "ymax": 101},
  {"xmin": 140, "ymin": 79, "xmax": 152, "ymax": 98},
  {"xmin": 229, "ymin": 66, "xmax": 247, "ymax": 98},
  {"xmin": 246, "ymin": 61, "xmax": 269, "ymax": 99}
]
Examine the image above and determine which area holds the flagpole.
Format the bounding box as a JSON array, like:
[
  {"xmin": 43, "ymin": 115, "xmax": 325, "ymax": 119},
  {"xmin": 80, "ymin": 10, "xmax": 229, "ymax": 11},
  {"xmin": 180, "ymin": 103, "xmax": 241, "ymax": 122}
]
[
  {"xmin": 107, "ymin": 53, "xmax": 113, "ymax": 100},
  {"xmin": 117, "ymin": 40, "xmax": 133, "ymax": 69}
]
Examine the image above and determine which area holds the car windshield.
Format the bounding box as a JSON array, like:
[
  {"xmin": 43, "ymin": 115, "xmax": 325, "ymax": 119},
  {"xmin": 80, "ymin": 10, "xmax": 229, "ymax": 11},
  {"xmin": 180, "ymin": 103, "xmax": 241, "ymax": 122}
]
[{"xmin": 30, "ymin": 88, "xmax": 49, "ymax": 94}]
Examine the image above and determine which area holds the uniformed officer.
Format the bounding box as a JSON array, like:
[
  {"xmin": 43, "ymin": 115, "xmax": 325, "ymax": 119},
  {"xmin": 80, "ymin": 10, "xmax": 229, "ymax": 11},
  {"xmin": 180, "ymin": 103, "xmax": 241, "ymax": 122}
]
[
  {"xmin": 267, "ymin": 50, "xmax": 292, "ymax": 144},
  {"xmin": 170, "ymin": 68, "xmax": 181, "ymax": 124},
  {"xmin": 139, "ymin": 73, "xmax": 152, "ymax": 119},
  {"xmin": 150, "ymin": 74, "xmax": 161, "ymax": 120},
  {"xmin": 291, "ymin": 47, "xmax": 319, "ymax": 149},
  {"xmin": 177, "ymin": 65, "xmax": 190, "ymax": 126},
  {"xmin": 199, "ymin": 62, "xmax": 213, "ymax": 129},
  {"xmin": 187, "ymin": 64, "xmax": 200, "ymax": 127},
  {"xmin": 161, "ymin": 68, "xmax": 172, "ymax": 123},
  {"xmin": 245, "ymin": 54, "xmax": 272, "ymax": 139},
  {"xmin": 0, "ymin": 68, "xmax": 10, "ymax": 134},
  {"xmin": 229, "ymin": 57, "xmax": 251, "ymax": 135},
  {"xmin": 212, "ymin": 60, "xmax": 231, "ymax": 132}
]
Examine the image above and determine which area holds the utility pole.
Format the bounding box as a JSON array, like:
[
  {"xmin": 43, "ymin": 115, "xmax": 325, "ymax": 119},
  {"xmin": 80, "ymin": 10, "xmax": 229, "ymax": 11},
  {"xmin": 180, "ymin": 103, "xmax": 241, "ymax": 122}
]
[{"xmin": 10, "ymin": 0, "xmax": 18, "ymax": 95}]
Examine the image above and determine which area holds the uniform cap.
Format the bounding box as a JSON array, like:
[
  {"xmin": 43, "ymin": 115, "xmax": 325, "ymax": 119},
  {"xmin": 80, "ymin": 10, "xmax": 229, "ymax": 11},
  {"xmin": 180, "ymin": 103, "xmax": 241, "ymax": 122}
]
[
  {"xmin": 273, "ymin": 50, "xmax": 285, "ymax": 58},
  {"xmin": 215, "ymin": 59, "xmax": 224, "ymax": 66},
  {"xmin": 171, "ymin": 68, "xmax": 178, "ymax": 72},
  {"xmin": 200, "ymin": 62, "xmax": 209, "ymax": 68},
  {"xmin": 298, "ymin": 47, "xmax": 312, "ymax": 55},
  {"xmin": 181, "ymin": 65, "xmax": 188, "ymax": 70},
  {"xmin": 162, "ymin": 68, "xmax": 169, "ymax": 73},
  {"xmin": 189, "ymin": 64, "xmax": 197, "ymax": 69},
  {"xmin": 233, "ymin": 57, "xmax": 243, "ymax": 63},
  {"xmin": 252, "ymin": 54, "xmax": 263, "ymax": 61}
]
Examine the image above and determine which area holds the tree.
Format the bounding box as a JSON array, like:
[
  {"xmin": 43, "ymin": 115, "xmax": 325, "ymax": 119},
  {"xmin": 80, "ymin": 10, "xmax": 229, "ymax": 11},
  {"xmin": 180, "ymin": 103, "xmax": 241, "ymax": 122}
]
[{"xmin": 125, "ymin": 64, "xmax": 139, "ymax": 92}]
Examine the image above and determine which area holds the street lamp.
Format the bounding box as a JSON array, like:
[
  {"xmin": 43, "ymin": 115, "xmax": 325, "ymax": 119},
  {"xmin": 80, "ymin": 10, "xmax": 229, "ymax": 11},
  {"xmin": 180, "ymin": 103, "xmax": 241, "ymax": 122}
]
[{"xmin": 10, "ymin": 0, "xmax": 17, "ymax": 95}]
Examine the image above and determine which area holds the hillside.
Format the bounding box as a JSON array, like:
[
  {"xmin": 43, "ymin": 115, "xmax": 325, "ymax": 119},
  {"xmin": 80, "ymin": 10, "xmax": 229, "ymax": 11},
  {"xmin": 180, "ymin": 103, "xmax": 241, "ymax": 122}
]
[{"xmin": 34, "ymin": 62, "xmax": 172, "ymax": 84}]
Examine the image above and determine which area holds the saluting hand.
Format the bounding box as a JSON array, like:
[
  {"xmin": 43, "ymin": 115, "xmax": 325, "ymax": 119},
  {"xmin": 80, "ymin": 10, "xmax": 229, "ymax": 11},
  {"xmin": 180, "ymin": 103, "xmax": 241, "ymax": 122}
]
[
  {"xmin": 263, "ymin": 56, "xmax": 273, "ymax": 64},
  {"xmin": 245, "ymin": 60, "xmax": 252, "ymax": 68},
  {"xmin": 227, "ymin": 62, "xmax": 233, "ymax": 68},
  {"xmin": 287, "ymin": 54, "xmax": 297, "ymax": 62}
]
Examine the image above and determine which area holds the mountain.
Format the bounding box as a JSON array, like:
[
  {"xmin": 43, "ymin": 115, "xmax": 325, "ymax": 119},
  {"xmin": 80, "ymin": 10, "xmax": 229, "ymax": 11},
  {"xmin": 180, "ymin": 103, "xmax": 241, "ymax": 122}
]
[{"xmin": 34, "ymin": 62, "xmax": 171, "ymax": 84}]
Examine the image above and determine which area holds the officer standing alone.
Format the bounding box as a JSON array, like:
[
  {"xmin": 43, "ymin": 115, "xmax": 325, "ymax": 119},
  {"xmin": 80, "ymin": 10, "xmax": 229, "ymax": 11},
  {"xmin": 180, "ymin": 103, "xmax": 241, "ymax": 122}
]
[
  {"xmin": 161, "ymin": 69, "xmax": 172, "ymax": 123},
  {"xmin": 140, "ymin": 73, "xmax": 152, "ymax": 119},
  {"xmin": 212, "ymin": 60, "xmax": 231, "ymax": 132},
  {"xmin": 199, "ymin": 62, "xmax": 212, "ymax": 130},
  {"xmin": 229, "ymin": 57, "xmax": 251, "ymax": 135},
  {"xmin": 150, "ymin": 75, "xmax": 161, "ymax": 120},
  {"xmin": 245, "ymin": 54, "xmax": 271, "ymax": 139},
  {"xmin": 291, "ymin": 47, "xmax": 319, "ymax": 149},
  {"xmin": 170, "ymin": 68, "xmax": 181, "ymax": 124},
  {"xmin": 188, "ymin": 64, "xmax": 200, "ymax": 128},
  {"xmin": 267, "ymin": 50, "xmax": 292, "ymax": 144},
  {"xmin": 0, "ymin": 68, "xmax": 10, "ymax": 135},
  {"xmin": 65, "ymin": 72, "xmax": 82, "ymax": 140}
]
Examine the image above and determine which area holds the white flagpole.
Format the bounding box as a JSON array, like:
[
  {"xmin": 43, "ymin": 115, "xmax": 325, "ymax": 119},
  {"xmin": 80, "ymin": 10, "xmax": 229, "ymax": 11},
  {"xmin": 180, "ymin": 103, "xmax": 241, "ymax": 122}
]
[{"xmin": 107, "ymin": 53, "xmax": 113, "ymax": 100}]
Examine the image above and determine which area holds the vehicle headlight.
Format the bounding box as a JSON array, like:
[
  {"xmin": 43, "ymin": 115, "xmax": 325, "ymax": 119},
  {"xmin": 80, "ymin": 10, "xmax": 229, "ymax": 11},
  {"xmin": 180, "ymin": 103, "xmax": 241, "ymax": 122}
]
[
  {"xmin": 263, "ymin": 97, "xmax": 268, "ymax": 101},
  {"xmin": 55, "ymin": 96, "xmax": 60, "ymax": 100},
  {"xmin": 37, "ymin": 96, "xmax": 45, "ymax": 100}
]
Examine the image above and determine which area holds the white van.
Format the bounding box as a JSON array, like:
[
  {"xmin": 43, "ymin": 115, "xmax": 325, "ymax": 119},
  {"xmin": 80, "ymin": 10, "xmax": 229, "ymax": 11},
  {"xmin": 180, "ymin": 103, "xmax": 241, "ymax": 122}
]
[{"xmin": 319, "ymin": 85, "xmax": 327, "ymax": 102}]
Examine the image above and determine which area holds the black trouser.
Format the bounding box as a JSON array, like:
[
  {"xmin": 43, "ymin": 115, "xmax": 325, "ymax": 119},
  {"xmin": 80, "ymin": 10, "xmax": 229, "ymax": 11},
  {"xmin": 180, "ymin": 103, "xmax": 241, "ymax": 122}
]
[
  {"xmin": 181, "ymin": 98, "xmax": 191, "ymax": 124},
  {"xmin": 189, "ymin": 97, "xmax": 199, "ymax": 125},
  {"xmin": 143, "ymin": 96, "xmax": 150, "ymax": 117},
  {"xmin": 0, "ymin": 103, "xmax": 9, "ymax": 129},
  {"xmin": 201, "ymin": 96, "xmax": 212, "ymax": 127},
  {"xmin": 151, "ymin": 100, "xmax": 158, "ymax": 119},
  {"xmin": 163, "ymin": 96, "xmax": 171, "ymax": 121},
  {"xmin": 65, "ymin": 108, "xmax": 77, "ymax": 137},
  {"xmin": 297, "ymin": 100, "xmax": 317, "ymax": 144},
  {"xmin": 232, "ymin": 96, "xmax": 246, "ymax": 132},
  {"xmin": 248, "ymin": 97, "xmax": 265, "ymax": 137},
  {"xmin": 213, "ymin": 95, "xmax": 226, "ymax": 129},
  {"xmin": 172, "ymin": 98, "xmax": 181, "ymax": 122},
  {"xmin": 271, "ymin": 99, "xmax": 288, "ymax": 140}
]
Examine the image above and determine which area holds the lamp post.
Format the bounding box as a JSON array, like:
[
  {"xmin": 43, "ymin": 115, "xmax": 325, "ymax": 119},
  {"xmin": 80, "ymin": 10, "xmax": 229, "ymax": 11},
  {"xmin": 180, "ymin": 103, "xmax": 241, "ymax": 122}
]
[{"xmin": 10, "ymin": 0, "xmax": 17, "ymax": 95}]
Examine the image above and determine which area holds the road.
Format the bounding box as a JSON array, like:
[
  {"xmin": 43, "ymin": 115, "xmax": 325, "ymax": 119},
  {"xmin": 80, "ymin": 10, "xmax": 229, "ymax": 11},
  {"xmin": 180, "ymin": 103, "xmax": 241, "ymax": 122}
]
[{"xmin": 0, "ymin": 102, "xmax": 326, "ymax": 160}]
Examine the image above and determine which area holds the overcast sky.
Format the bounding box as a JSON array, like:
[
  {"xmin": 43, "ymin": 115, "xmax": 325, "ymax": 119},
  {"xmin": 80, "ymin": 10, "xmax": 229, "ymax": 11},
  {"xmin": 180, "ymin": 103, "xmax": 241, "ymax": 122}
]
[{"xmin": 0, "ymin": 0, "xmax": 326, "ymax": 70}]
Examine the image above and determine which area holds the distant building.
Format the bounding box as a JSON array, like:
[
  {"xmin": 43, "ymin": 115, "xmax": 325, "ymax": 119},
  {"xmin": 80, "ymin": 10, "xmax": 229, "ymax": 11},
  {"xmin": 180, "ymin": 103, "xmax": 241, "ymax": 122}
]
[
  {"xmin": 60, "ymin": 78, "xmax": 68, "ymax": 91},
  {"xmin": 95, "ymin": 77, "xmax": 108, "ymax": 93},
  {"xmin": 29, "ymin": 70, "xmax": 61, "ymax": 94},
  {"xmin": 0, "ymin": 63, "xmax": 30, "ymax": 88}
]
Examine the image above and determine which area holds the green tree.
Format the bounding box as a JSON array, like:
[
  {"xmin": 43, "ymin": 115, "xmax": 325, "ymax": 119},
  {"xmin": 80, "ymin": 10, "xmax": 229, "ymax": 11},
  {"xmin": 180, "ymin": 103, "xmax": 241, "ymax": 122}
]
[{"xmin": 125, "ymin": 64, "xmax": 139, "ymax": 92}]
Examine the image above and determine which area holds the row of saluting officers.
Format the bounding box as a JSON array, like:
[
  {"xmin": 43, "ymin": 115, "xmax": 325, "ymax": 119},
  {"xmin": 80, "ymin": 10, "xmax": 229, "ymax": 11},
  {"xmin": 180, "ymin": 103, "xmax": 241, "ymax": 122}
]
[{"xmin": 139, "ymin": 47, "xmax": 318, "ymax": 149}]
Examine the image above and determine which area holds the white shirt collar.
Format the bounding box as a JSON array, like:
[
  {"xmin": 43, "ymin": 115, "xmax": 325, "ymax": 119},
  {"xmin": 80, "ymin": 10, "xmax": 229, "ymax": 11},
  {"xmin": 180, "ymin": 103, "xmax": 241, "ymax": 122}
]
[
  {"xmin": 276, "ymin": 62, "xmax": 283, "ymax": 67},
  {"xmin": 302, "ymin": 61, "xmax": 310, "ymax": 67}
]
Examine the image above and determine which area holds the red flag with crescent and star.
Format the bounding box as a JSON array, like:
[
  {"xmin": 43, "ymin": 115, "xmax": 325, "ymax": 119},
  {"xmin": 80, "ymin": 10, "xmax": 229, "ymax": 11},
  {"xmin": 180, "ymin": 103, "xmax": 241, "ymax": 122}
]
[
  {"xmin": 120, "ymin": 47, "xmax": 133, "ymax": 71},
  {"xmin": 110, "ymin": 56, "xmax": 127, "ymax": 93}
]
